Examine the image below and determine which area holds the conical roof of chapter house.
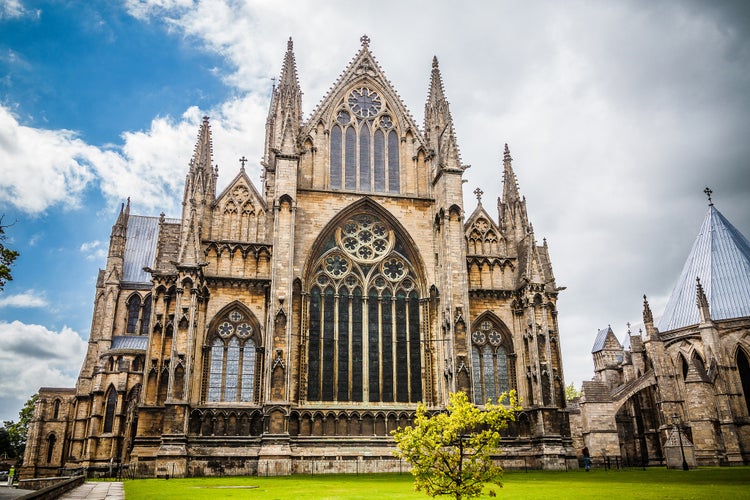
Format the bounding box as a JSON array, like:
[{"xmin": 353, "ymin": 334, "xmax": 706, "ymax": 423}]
[{"xmin": 658, "ymin": 204, "xmax": 750, "ymax": 331}]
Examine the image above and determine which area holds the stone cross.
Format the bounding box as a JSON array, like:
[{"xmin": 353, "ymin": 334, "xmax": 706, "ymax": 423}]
[
  {"xmin": 360, "ymin": 34, "xmax": 370, "ymax": 47},
  {"xmin": 239, "ymin": 156, "xmax": 247, "ymax": 170},
  {"xmin": 473, "ymin": 187, "xmax": 483, "ymax": 203}
]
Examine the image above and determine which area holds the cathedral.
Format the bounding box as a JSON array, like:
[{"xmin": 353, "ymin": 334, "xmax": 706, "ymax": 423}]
[
  {"xmin": 575, "ymin": 194, "xmax": 750, "ymax": 466},
  {"xmin": 22, "ymin": 37, "xmax": 574, "ymax": 478}
]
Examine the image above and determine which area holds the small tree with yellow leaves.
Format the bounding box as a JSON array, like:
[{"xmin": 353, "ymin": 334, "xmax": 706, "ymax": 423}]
[{"xmin": 393, "ymin": 391, "xmax": 521, "ymax": 500}]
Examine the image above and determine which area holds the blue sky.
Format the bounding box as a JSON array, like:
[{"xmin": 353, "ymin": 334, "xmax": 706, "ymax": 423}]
[{"xmin": 1, "ymin": 0, "xmax": 749, "ymax": 422}]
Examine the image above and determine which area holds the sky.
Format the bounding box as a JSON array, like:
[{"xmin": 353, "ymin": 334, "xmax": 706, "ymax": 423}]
[{"xmin": 0, "ymin": 0, "xmax": 749, "ymax": 423}]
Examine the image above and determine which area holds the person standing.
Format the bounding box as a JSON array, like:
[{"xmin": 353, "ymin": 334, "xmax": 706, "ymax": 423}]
[
  {"xmin": 582, "ymin": 447, "xmax": 591, "ymax": 472},
  {"xmin": 7, "ymin": 465, "xmax": 14, "ymax": 486}
]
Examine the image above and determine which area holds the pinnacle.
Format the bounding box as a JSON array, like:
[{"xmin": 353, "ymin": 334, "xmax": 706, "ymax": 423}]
[{"xmin": 501, "ymin": 143, "xmax": 521, "ymax": 205}]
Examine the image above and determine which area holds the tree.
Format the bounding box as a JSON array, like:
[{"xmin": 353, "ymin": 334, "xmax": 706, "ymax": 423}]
[
  {"xmin": 3, "ymin": 394, "xmax": 38, "ymax": 461},
  {"xmin": 565, "ymin": 382, "xmax": 581, "ymax": 401},
  {"xmin": 0, "ymin": 215, "xmax": 20, "ymax": 292},
  {"xmin": 393, "ymin": 391, "xmax": 521, "ymax": 500}
]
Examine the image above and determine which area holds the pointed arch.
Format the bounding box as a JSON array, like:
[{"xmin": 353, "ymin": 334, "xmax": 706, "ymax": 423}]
[
  {"xmin": 203, "ymin": 301, "xmax": 262, "ymax": 403},
  {"xmin": 103, "ymin": 385, "xmax": 118, "ymax": 433},
  {"xmin": 46, "ymin": 433, "xmax": 56, "ymax": 463},
  {"xmin": 302, "ymin": 199, "xmax": 426, "ymax": 403},
  {"xmin": 736, "ymin": 346, "xmax": 750, "ymax": 415},
  {"xmin": 126, "ymin": 293, "xmax": 141, "ymax": 333},
  {"xmin": 470, "ymin": 312, "xmax": 516, "ymax": 405}
]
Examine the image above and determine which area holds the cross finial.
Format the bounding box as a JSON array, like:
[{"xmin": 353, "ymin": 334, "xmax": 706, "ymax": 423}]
[
  {"xmin": 360, "ymin": 34, "xmax": 370, "ymax": 47},
  {"xmin": 239, "ymin": 156, "xmax": 247, "ymax": 171},
  {"xmin": 704, "ymin": 186, "xmax": 713, "ymax": 206},
  {"xmin": 626, "ymin": 322, "xmax": 631, "ymax": 334},
  {"xmin": 473, "ymin": 187, "xmax": 484, "ymax": 204}
]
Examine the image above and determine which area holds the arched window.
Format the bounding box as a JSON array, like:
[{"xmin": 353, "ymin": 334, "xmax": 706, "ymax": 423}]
[
  {"xmin": 329, "ymin": 88, "xmax": 400, "ymax": 194},
  {"xmin": 53, "ymin": 399, "xmax": 61, "ymax": 419},
  {"xmin": 306, "ymin": 212, "xmax": 422, "ymax": 403},
  {"xmin": 140, "ymin": 295, "xmax": 152, "ymax": 334},
  {"xmin": 103, "ymin": 386, "xmax": 118, "ymax": 433},
  {"xmin": 737, "ymin": 348, "xmax": 750, "ymax": 414},
  {"xmin": 205, "ymin": 308, "xmax": 260, "ymax": 403},
  {"xmin": 126, "ymin": 294, "xmax": 141, "ymax": 333},
  {"xmin": 471, "ymin": 318, "xmax": 514, "ymax": 404},
  {"xmin": 46, "ymin": 434, "xmax": 56, "ymax": 463}
]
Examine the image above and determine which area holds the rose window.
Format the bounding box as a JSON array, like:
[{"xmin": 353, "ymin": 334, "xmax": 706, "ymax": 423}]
[
  {"xmin": 237, "ymin": 323, "xmax": 253, "ymax": 337},
  {"xmin": 488, "ymin": 330, "xmax": 502, "ymax": 346},
  {"xmin": 472, "ymin": 330, "xmax": 487, "ymax": 345},
  {"xmin": 383, "ymin": 257, "xmax": 406, "ymax": 281},
  {"xmin": 336, "ymin": 215, "xmax": 393, "ymax": 264},
  {"xmin": 218, "ymin": 322, "xmax": 234, "ymax": 337},
  {"xmin": 325, "ymin": 253, "xmax": 349, "ymax": 277},
  {"xmin": 348, "ymin": 88, "xmax": 382, "ymax": 118}
]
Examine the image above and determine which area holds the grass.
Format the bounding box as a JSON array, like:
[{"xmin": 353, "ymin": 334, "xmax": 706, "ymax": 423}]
[{"xmin": 122, "ymin": 467, "xmax": 750, "ymax": 499}]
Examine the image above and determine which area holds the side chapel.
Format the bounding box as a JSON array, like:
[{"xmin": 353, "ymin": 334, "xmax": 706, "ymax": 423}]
[{"xmin": 23, "ymin": 37, "xmax": 574, "ymax": 477}]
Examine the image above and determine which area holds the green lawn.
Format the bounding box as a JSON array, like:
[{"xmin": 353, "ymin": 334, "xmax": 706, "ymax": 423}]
[{"xmin": 122, "ymin": 467, "xmax": 750, "ymax": 499}]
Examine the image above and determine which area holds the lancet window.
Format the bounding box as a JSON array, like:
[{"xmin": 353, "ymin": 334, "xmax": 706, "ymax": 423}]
[
  {"xmin": 204, "ymin": 308, "xmax": 260, "ymax": 403},
  {"xmin": 125, "ymin": 293, "xmax": 151, "ymax": 334},
  {"xmin": 103, "ymin": 386, "xmax": 118, "ymax": 433},
  {"xmin": 329, "ymin": 87, "xmax": 400, "ymax": 194},
  {"xmin": 471, "ymin": 318, "xmax": 514, "ymax": 404},
  {"xmin": 306, "ymin": 213, "xmax": 422, "ymax": 403}
]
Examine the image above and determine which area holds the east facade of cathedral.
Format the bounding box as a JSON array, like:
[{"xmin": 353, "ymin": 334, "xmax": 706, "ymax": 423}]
[
  {"xmin": 22, "ymin": 38, "xmax": 574, "ymax": 478},
  {"xmin": 573, "ymin": 197, "xmax": 750, "ymax": 467}
]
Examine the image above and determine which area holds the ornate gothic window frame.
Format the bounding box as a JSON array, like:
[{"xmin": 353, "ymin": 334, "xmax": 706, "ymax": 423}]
[
  {"xmin": 202, "ymin": 303, "xmax": 263, "ymax": 404},
  {"xmin": 303, "ymin": 206, "xmax": 426, "ymax": 404},
  {"xmin": 329, "ymin": 85, "xmax": 401, "ymax": 194},
  {"xmin": 470, "ymin": 313, "xmax": 516, "ymax": 405}
]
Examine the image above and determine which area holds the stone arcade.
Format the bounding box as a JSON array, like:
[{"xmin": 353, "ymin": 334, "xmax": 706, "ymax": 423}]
[{"xmin": 23, "ymin": 37, "xmax": 574, "ymax": 478}]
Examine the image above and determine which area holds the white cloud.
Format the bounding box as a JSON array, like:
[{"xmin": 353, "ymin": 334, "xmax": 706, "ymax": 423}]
[
  {"xmin": 0, "ymin": 289, "xmax": 47, "ymax": 308},
  {"xmin": 0, "ymin": 0, "xmax": 26, "ymax": 19},
  {"xmin": 79, "ymin": 240, "xmax": 107, "ymax": 261},
  {"xmin": 0, "ymin": 321, "xmax": 87, "ymax": 420},
  {"xmin": 0, "ymin": 106, "xmax": 98, "ymax": 213}
]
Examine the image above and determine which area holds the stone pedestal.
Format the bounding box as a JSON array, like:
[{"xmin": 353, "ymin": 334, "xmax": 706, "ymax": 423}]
[{"xmin": 258, "ymin": 434, "xmax": 292, "ymax": 476}]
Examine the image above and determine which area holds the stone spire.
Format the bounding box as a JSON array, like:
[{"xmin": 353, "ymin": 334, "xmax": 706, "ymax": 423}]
[
  {"xmin": 501, "ymin": 143, "xmax": 521, "ymax": 206},
  {"xmin": 424, "ymin": 56, "xmax": 462, "ymax": 172},
  {"xmin": 498, "ymin": 143, "xmax": 529, "ymax": 238},
  {"xmin": 183, "ymin": 116, "xmax": 217, "ymax": 207},
  {"xmin": 265, "ymin": 37, "xmax": 302, "ymax": 160},
  {"xmin": 643, "ymin": 294, "xmax": 654, "ymax": 327},
  {"xmin": 108, "ymin": 197, "xmax": 130, "ymax": 259},
  {"xmin": 179, "ymin": 117, "xmax": 216, "ymax": 265}
]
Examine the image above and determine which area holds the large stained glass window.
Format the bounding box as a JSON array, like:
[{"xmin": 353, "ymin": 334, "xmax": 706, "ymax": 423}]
[
  {"xmin": 205, "ymin": 309, "xmax": 259, "ymax": 403},
  {"xmin": 307, "ymin": 213, "xmax": 422, "ymax": 403},
  {"xmin": 329, "ymin": 88, "xmax": 400, "ymax": 194},
  {"xmin": 471, "ymin": 319, "xmax": 513, "ymax": 404}
]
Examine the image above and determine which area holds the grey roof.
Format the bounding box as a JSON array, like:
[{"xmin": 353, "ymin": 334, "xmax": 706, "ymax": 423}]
[
  {"xmin": 592, "ymin": 326, "xmax": 614, "ymax": 353},
  {"xmin": 658, "ymin": 205, "xmax": 750, "ymax": 332},
  {"xmin": 122, "ymin": 215, "xmax": 179, "ymax": 283},
  {"xmin": 110, "ymin": 336, "xmax": 149, "ymax": 351}
]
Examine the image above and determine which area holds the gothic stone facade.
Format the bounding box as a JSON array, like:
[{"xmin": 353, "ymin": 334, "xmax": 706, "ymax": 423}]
[
  {"xmin": 23, "ymin": 38, "xmax": 574, "ymax": 478},
  {"xmin": 574, "ymin": 203, "xmax": 750, "ymax": 467}
]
